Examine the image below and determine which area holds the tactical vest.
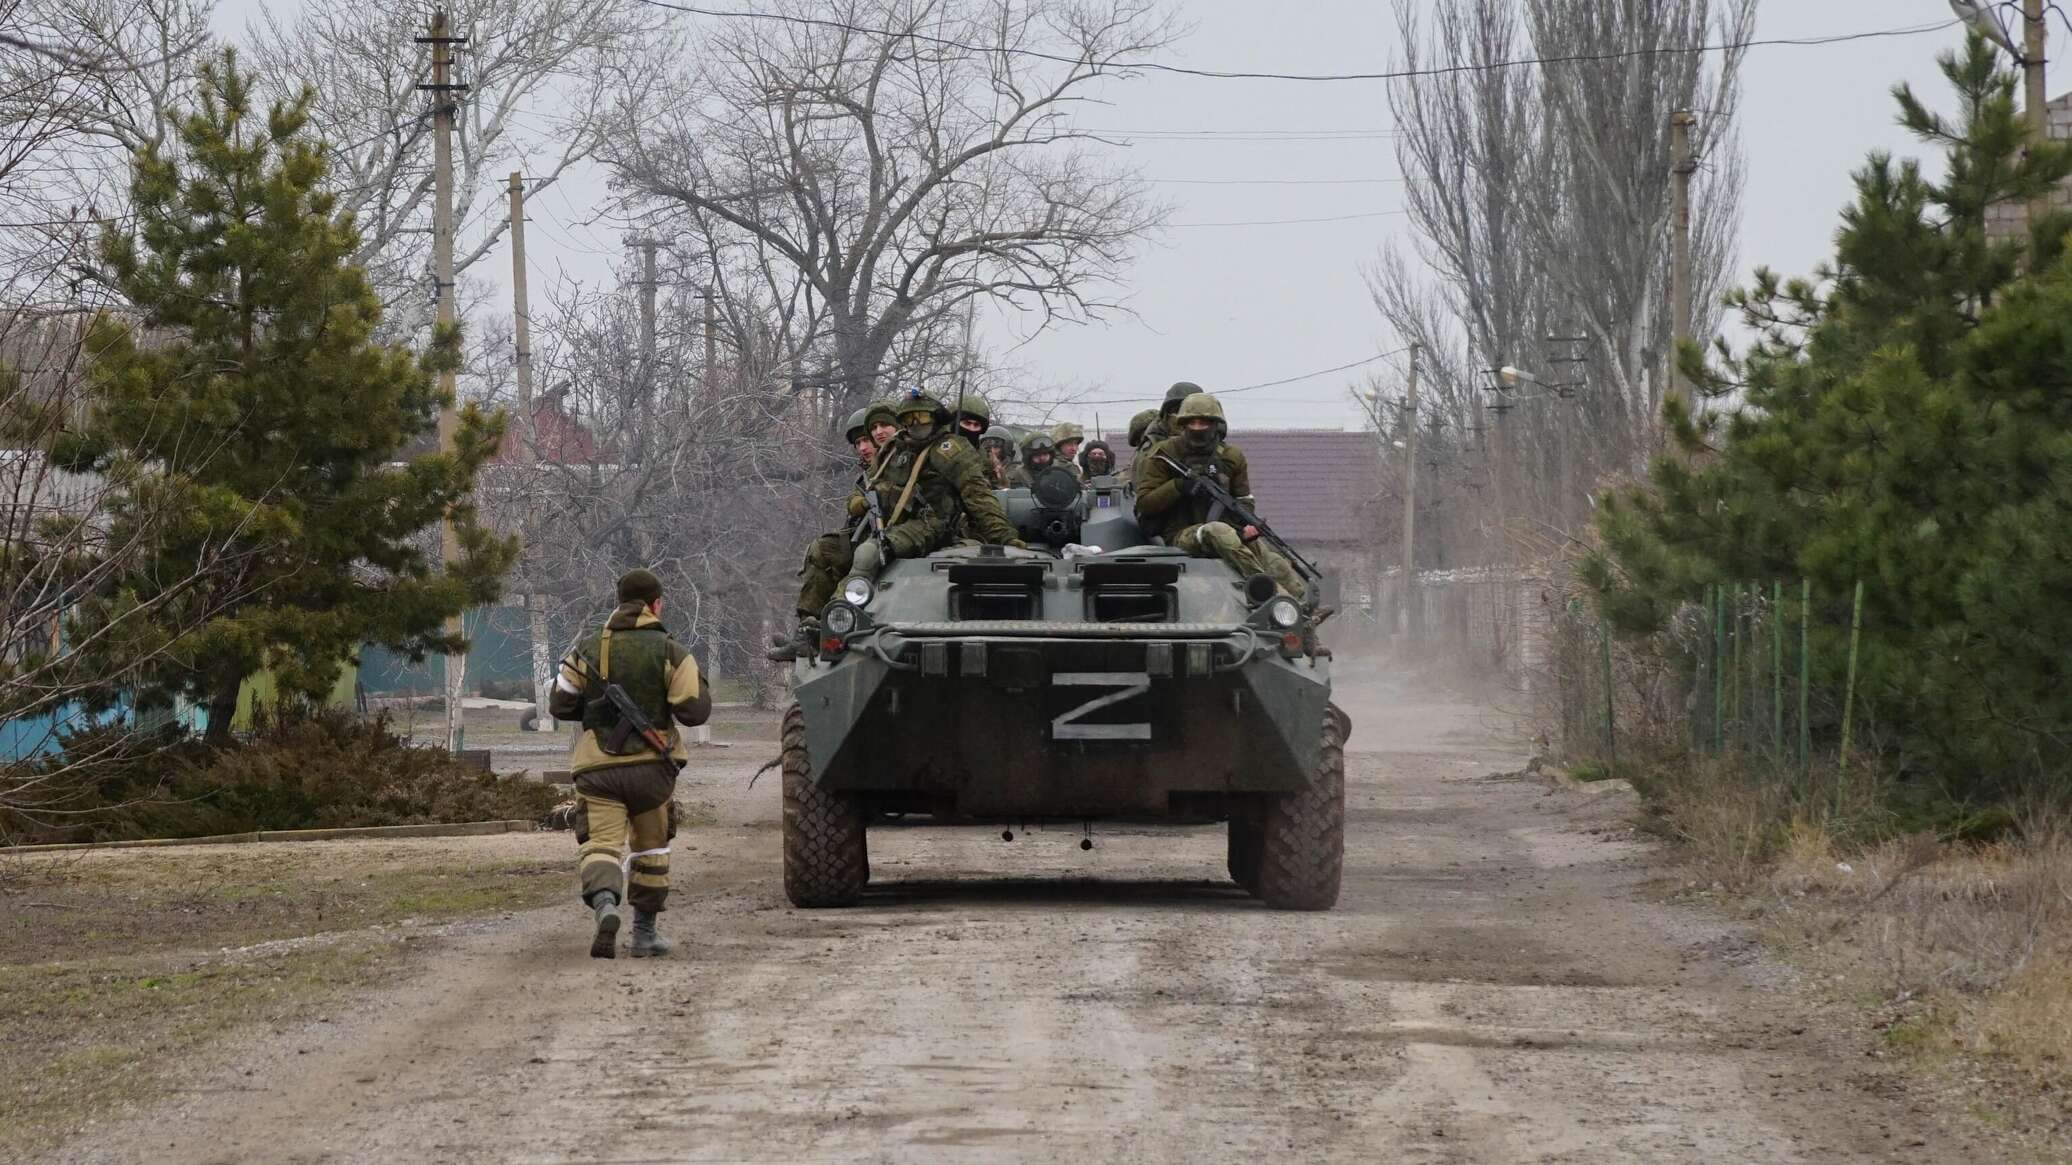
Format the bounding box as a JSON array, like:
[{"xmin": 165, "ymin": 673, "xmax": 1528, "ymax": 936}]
[{"xmin": 577, "ymin": 623, "xmax": 671, "ymax": 740}]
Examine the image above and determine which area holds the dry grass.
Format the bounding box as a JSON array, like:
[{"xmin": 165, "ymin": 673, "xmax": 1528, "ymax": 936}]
[
  {"xmin": 1627, "ymin": 749, "xmax": 2072, "ymax": 1139},
  {"xmin": 0, "ymin": 832, "xmax": 570, "ymax": 1156}
]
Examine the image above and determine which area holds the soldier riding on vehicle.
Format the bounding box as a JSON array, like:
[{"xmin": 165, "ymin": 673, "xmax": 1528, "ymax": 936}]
[
  {"xmin": 773, "ymin": 388, "xmax": 1022, "ymax": 661},
  {"xmin": 1135, "ymin": 392, "xmax": 1312, "ymax": 609},
  {"xmin": 979, "ymin": 426, "xmax": 1016, "ymax": 488}
]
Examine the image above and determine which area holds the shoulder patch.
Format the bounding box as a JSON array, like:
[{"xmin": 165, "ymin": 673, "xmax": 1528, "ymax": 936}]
[{"xmin": 938, "ymin": 439, "xmax": 958, "ymax": 454}]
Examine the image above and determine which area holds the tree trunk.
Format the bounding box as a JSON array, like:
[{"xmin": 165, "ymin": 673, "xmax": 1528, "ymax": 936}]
[{"xmin": 204, "ymin": 678, "xmax": 241, "ymax": 745}]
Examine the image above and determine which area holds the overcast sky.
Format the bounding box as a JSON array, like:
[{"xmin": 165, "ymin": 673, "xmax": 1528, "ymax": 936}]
[{"xmin": 218, "ymin": 0, "xmax": 1966, "ymax": 432}]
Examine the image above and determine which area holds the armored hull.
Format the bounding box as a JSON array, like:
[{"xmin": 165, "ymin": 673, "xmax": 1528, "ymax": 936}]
[{"xmin": 782, "ymin": 475, "xmax": 1346, "ymax": 910}]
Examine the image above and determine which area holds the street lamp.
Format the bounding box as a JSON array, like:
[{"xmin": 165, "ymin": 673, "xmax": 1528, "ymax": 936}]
[{"xmin": 1950, "ymin": 0, "xmax": 2023, "ymax": 59}]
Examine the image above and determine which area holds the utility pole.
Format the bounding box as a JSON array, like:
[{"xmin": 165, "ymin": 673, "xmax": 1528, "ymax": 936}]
[
  {"xmin": 418, "ymin": 10, "xmax": 469, "ymax": 755},
  {"xmin": 1668, "ymin": 110, "xmax": 1696, "ymax": 440},
  {"xmin": 637, "ymin": 239, "xmax": 659, "ymax": 391},
  {"xmin": 1398, "ymin": 343, "xmax": 1421, "ymax": 640},
  {"xmin": 509, "ymin": 172, "xmax": 553, "ymax": 736},
  {"xmin": 702, "ymin": 289, "xmax": 717, "ymax": 396},
  {"xmin": 2025, "ymin": 0, "xmax": 2050, "ymax": 143}
]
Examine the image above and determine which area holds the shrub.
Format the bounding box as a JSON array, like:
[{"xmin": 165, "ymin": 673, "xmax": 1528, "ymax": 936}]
[{"xmin": 6, "ymin": 707, "xmax": 557, "ymax": 844}]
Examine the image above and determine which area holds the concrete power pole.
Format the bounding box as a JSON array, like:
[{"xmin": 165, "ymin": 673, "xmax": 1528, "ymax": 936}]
[
  {"xmin": 419, "ymin": 11, "xmax": 469, "ymax": 755},
  {"xmin": 509, "ymin": 172, "xmax": 553, "ymax": 735},
  {"xmin": 1667, "ymin": 110, "xmax": 1697, "ymax": 446},
  {"xmin": 1398, "ymin": 343, "xmax": 1421, "ymax": 640}
]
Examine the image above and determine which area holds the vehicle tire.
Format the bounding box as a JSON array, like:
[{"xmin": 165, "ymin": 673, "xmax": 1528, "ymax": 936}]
[
  {"xmin": 1227, "ymin": 815, "xmax": 1263, "ymax": 895},
  {"xmin": 781, "ymin": 702, "xmax": 867, "ymax": 907},
  {"xmin": 1256, "ymin": 705, "xmax": 1346, "ymax": 911}
]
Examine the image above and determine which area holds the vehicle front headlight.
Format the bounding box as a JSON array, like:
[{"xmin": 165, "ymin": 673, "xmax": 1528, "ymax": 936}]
[
  {"xmin": 1268, "ymin": 597, "xmax": 1302, "ymax": 630},
  {"xmin": 823, "ymin": 602, "xmax": 860, "ymax": 636},
  {"xmin": 841, "ymin": 575, "xmax": 875, "ymax": 606}
]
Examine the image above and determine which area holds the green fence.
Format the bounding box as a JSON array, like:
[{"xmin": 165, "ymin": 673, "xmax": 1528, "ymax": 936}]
[{"xmin": 1557, "ymin": 579, "xmax": 1872, "ymax": 780}]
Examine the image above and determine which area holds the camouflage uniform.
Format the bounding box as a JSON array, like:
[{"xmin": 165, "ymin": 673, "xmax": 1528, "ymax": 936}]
[
  {"xmin": 978, "ymin": 426, "xmax": 1016, "ymax": 488},
  {"xmin": 1051, "ymin": 422, "xmax": 1086, "ymax": 481},
  {"xmin": 1007, "ymin": 432, "xmax": 1061, "ymax": 488},
  {"xmin": 1134, "ymin": 395, "xmax": 1307, "ymax": 602},
  {"xmin": 549, "ymin": 570, "xmax": 711, "ymax": 958},
  {"xmin": 795, "ymin": 392, "xmax": 1021, "ymax": 618},
  {"xmin": 792, "ymin": 402, "xmax": 902, "ymax": 619}
]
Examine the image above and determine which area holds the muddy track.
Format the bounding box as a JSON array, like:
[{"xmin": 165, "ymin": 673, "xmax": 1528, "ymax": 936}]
[{"xmin": 47, "ymin": 679, "xmax": 1985, "ymax": 1164}]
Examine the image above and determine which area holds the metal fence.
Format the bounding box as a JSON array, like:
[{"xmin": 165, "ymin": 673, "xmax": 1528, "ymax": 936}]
[{"xmin": 1553, "ymin": 579, "xmax": 1872, "ymax": 774}]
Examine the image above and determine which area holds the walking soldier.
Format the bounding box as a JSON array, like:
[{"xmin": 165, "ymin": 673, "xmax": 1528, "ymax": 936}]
[{"xmin": 551, "ymin": 568, "xmax": 712, "ymax": 959}]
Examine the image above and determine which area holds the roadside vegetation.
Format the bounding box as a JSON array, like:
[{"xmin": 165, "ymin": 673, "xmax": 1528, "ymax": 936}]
[
  {"xmin": 0, "ymin": 834, "xmax": 567, "ymax": 1157},
  {"xmin": 2, "ymin": 708, "xmax": 560, "ymax": 846},
  {"xmin": 1560, "ymin": 41, "xmax": 2072, "ymax": 1126}
]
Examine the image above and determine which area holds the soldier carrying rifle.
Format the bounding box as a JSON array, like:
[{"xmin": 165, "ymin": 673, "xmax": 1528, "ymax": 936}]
[
  {"xmin": 1135, "ymin": 392, "xmax": 1333, "ymax": 648},
  {"xmin": 552, "ymin": 568, "xmax": 712, "ymax": 959}
]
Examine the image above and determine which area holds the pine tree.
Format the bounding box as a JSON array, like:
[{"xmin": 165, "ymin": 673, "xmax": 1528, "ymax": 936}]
[
  {"xmin": 54, "ymin": 50, "xmax": 515, "ymax": 741},
  {"xmin": 1584, "ymin": 37, "xmax": 2072, "ymax": 797}
]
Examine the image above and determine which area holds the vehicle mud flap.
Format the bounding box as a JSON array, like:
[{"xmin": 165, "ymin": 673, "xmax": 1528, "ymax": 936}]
[
  {"xmin": 1256, "ymin": 707, "xmax": 1345, "ymax": 911},
  {"xmin": 1228, "ymin": 816, "xmax": 1263, "ymax": 895},
  {"xmin": 793, "ymin": 655, "xmax": 889, "ymax": 786},
  {"xmin": 781, "ymin": 702, "xmax": 867, "ymax": 907}
]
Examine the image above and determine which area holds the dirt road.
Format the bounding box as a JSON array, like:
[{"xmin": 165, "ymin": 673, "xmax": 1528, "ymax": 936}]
[{"xmin": 50, "ymin": 675, "xmax": 1981, "ymax": 1164}]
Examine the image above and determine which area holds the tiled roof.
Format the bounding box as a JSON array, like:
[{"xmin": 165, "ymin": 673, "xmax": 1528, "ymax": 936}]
[{"xmin": 1103, "ymin": 427, "xmax": 1381, "ymax": 545}]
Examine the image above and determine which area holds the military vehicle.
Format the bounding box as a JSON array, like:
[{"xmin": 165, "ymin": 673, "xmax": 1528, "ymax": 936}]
[{"xmin": 781, "ymin": 465, "xmax": 1347, "ymax": 910}]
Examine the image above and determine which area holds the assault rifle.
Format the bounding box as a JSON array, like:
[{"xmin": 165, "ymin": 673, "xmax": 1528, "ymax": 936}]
[
  {"xmin": 851, "ymin": 479, "xmax": 890, "ymax": 557},
  {"xmin": 1153, "ymin": 453, "xmax": 1324, "ymax": 585},
  {"xmin": 564, "ymin": 651, "xmax": 674, "ymax": 759}
]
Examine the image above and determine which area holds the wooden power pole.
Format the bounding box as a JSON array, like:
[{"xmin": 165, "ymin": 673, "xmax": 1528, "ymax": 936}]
[
  {"xmin": 2025, "ymin": 0, "xmax": 2050, "ymax": 143},
  {"xmin": 1398, "ymin": 343, "xmax": 1421, "ymax": 639},
  {"xmin": 509, "ymin": 172, "xmax": 553, "ymax": 735},
  {"xmin": 1667, "ymin": 110, "xmax": 1697, "ymax": 446},
  {"xmin": 418, "ymin": 10, "xmax": 469, "ymax": 755}
]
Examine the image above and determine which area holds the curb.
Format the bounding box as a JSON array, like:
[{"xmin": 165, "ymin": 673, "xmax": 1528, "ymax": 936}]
[{"xmin": 4, "ymin": 818, "xmax": 540, "ymax": 855}]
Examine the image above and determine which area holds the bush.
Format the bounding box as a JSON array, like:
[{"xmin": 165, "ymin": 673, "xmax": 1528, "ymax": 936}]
[{"xmin": 5, "ymin": 707, "xmax": 558, "ymax": 844}]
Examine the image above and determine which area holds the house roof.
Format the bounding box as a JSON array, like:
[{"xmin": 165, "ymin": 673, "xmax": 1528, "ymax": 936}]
[{"xmin": 1103, "ymin": 427, "xmax": 1381, "ymax": 545}]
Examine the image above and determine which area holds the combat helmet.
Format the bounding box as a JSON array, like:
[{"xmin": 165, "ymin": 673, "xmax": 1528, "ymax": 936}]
[
  {"xmin": 1175, "ymin": 391, "xmax": 1226, "ymax": 446},
  {"xmin": 956, "ymin": 394, "xmax": 991, "ymax": 424},
  {"xmin": 1127, "ymin": 408, "xmax": 1158, "ymax": 449},
  {"xmin": 1050, "ymin": 421, "xmax": 1084, "ymax": 445},
  {"xmin": 1161, "ymin": 381, "xmax": 1204, "ymax": 415},
  {"xmin": 864, "ymin": 398, "xmax": 900, "ymax": 430},
  {"xmin": 1020, "ymin": 431, "xmax": 1058, "ymax": 462},
  {"xmin": 843, "ymin": 408, "xmax": 872, "ymax": 443},
  {"xmin": 896, "ymin": 386, "xmax": 949, "ymax": 421},
  {"xmin": 980, "ymin": 425, "xmax": 1015, "ymax": 453}
]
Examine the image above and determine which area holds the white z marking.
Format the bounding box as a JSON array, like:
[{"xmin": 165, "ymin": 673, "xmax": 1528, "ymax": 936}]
[{"xmin": 1051, "ymin": 672, "xmax": 1152, "ymax": 741}]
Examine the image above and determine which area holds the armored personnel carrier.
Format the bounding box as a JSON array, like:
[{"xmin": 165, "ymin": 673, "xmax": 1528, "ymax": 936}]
[{"xmin": 781, "ymin": 466, "xmax": 1347, "ymax": 910}]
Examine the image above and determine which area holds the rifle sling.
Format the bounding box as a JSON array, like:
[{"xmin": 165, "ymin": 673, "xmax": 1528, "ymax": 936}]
[{"xmin": 886, "ymin": 445, "xmax": 930, "ymax": 527}]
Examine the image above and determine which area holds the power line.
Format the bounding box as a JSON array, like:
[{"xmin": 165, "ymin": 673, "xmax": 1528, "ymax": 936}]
[
  {"xmin": 1149, "ymin": 176, "xmax": 1404, "ymax": 186},
  {"xmin": 1074, "ymin": 348, "xmax": 1412, "ymax": 406},
  {"xmin": 629, "ymin": 2, "xmax": 1958, "ymax": 84},
  {"xmin": 1171, "ymin": 209, "xmax": 1405, "ymax": 228}
]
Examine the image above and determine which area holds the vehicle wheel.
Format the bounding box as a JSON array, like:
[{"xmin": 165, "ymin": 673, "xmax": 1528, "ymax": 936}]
[
  {"xmin": 781, "ymin": 702, "xmax": 867, "ymax": 907},
  {"xmin": 1227, "ymin": 815, "xmax": 1263, "ymax": 895},
  {"xmin": 1256, "ymin": 705, "xmax": 1345, "ymax": 911}
]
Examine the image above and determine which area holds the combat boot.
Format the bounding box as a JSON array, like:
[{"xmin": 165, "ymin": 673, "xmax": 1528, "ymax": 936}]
[
  {"xmin": 629, "ymin": 910, "xmax": 673, "ymax": 958},
  {"xmin": 765, "ymin": 618, "xmax": 819, "ymax": 663},
  {"xmin": 590, "ymin": 891, "xmax": 622, "ymax": 959}
]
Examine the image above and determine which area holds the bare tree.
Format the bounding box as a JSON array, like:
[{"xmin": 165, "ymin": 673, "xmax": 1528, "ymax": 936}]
[
  {"xmin": 1371, "ymin": 0, "xmax": 1752, "ymax": 565},
  {"xmin": 605, "ymin": 0, "xmax": 1174, "ymax": 418},
  {"xmin": 245, "ymin": 0, "xmax": 662, "ymax": 330}
]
